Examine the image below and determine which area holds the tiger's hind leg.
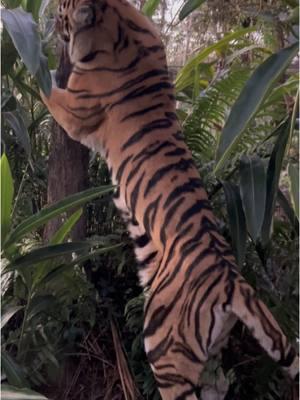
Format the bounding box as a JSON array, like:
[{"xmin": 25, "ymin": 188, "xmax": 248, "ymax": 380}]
[
  {"xmin": 148, "ymin": 356, "xmax": 201, "ymax": 400},
  {"xmin": 143, "ymin": 324, "xmax": 204, "ymax": 399},
  {"xmin": 231, "ymin": 280, "xmax": 299, "ymax": 380}
]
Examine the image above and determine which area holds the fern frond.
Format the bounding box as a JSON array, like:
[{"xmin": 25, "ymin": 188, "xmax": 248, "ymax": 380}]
[
  {"xmin": 182, "ymin": 63, "xmax": 298, "ymax": 168},
  {"xmin": 183, "ymin": 67, "xmax": 252, "ymax": 162}
]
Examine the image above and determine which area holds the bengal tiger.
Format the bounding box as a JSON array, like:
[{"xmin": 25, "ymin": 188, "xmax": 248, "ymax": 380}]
[{"xmin": 40, "ymin": 0, "xmax": 299, "ymax": 398}]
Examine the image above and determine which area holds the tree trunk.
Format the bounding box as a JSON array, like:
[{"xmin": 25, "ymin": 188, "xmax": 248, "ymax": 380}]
[{"xmin": 43, "ymin": 44, "xmax": 90, "ymax": 242}]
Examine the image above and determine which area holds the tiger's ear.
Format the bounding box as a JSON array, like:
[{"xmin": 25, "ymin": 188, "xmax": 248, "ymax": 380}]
[{"xmin": 72, "ymin": 4, "xmax": 96, "ymax": 28}]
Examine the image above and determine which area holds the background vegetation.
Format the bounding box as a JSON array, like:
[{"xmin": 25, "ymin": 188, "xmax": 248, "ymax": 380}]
[{"xmin": 1, "ymin": 0, "xmax": 299, "ymax": 399}]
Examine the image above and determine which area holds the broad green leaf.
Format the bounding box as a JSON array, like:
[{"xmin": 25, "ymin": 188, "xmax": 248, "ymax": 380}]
[
  {"xmin": 1, "ymin": 385, "xmax": 48, "ymax": 400},
  {"xmin": 142, "ymin": 0, "xmax": 160, "ymax": 17},
  {"xmin": 1, "ymin": 306, "xmax": 24, "ymax": 329},
  {"xmin": 5, "ymin": 241, "xmax": 99, "ymax": 272},
  {"xmin": 239, "ymin": 155, "xmax": 267, "ymax": 241},
  {"xmin": 50, "ymin": 209, "xmax": 83, "ymax": 245},
  {"xmin": 3, "ymin": 186, "xmax": 113, "ymax": 249},
  {"xmin": 1, "ymin": 353, "xmax": 27, "ymax": 388},
  {"xmin": 179, "ymin": 0, "xmax": 207, "ymax": 21},
  {"xmin": 1, "ymin": 154, "xmax": 14, "ymax": 246},
  {"xmin": 288, "ymin": 163, "xmax": 299, "ymax": 219},
  {"xmin": 35, "ymin": 54, "xmax": 52, "ymax": 98},
  {"xmin": 3, "ymin": 111, "xmax": 31, "ymax": 159},
  {"xmin": 214, "ymin": 42, "xmax": 298, "ymax": 173},
  {"xmin": 32, "ymin": 209, "xmax": 83, "ymax": 285},
  {"xmin": 223, "ymin": 182, "xmax": 247, "ymax": 267},
  {"xmin": 260, "ymin": 120, "xmax": 290, "ymax": 247},
  {"xmin": 23, "ymin": 0, "xmax": 43, "ymax": 21},
  {"xmin": 1, "ymin": 8, "xmax": 41, "ymax": 75},
  {"xmin": 175, "ymin": 27, "xmax": 255, "ymax": 92}
]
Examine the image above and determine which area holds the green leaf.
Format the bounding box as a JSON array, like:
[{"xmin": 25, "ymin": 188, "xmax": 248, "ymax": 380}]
[
  {"xmin": 175, "ymin": 27, "xmax": 255, "ymax": 92},
  {"xmin": 3, "ymin": 111, "xmax": 31, "ymax": 159},
  {"xmin": 223, "ymin": 182, "xmax": 247, "ymax": 267},
  {"xmin": 1, "ymin": 154, "xmax": 14, "ymax": 246},
  {"xmin": 1, "ymin": 353, "xmax": 27, "ymax": 388},
  {"xmin": 260, "ymin": 120, "xmax": 290, "ymax": 247},
  {"xmin": 1, "ymin": 8, "xmax": 41, "ymax": 75},
  {"xmin": 288, "ymin": 163, "xmax": 299, "ymax": 219},
  {"xmin": 31, "ymin": 209, "xmax": 83, "ymax": 285},
  {"xmin": 1, "ymin": 306, "xmax": 24, "ymax": 329},
  {"xmin": 239, "ymin": 155, "xmax": 267, "ymax": 241},
  {"xmin": 5, "ymin": 241, "xmax": 99, "ymax": 272},
  {"xmin": 50, "ymin": 209, "xmax": 83, "ymax": 245},
  {"xmin": 179, "ymin": 0, "xmax": 207, "ymax": 21},
  {"xmin": 142, "ymin": 0, "xmax": 160, "ymax": 17},
  {"xmin": 3, "ymin": 186, "xmax": 113, "ymax": 249},
  {"xmin": 35, "ymin": 54, "xmax": 52, "ymax": 98},
  {"xmin": 1, "ymin": 384, "xmax": 48, "ymax": 400},
  {"xmin": 214, "ymin": 42, "xmax": 299, "ymax": 173},
  {"xmin": 23, "ymin": 0, "xmax": 43, "ymax": 21}
]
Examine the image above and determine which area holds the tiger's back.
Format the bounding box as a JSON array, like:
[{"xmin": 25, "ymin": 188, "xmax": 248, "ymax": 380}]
[{"xmin": 41, "ymin": 0, "xmax": 299, "ymax": 398}]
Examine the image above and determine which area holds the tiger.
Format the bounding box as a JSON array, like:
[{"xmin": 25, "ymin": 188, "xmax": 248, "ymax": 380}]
[{"xmin": 40, "ymin": 0, "xmax": 299, "ymax": 398}]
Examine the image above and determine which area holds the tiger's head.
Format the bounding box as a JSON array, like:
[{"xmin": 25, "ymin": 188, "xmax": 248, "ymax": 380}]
[{"xmin": 56, "ymin": 0, "xmax": 121, "ymax": 64}]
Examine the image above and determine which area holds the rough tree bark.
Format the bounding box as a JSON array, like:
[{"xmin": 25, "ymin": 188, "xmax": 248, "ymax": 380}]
[{"xmin": 43, "ymin": 44, "xmax": 90, "ymax": 242}]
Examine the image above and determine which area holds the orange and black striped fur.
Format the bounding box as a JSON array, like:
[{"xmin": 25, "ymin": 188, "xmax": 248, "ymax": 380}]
[{"xmin": 41, "ymin": 0, "xmax": 299, "ymax": 398}]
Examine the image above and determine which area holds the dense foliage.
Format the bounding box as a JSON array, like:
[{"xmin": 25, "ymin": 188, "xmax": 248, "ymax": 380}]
[{"xmin": 1, "ymin": 0, "xmax": 299, "ymax": 399}]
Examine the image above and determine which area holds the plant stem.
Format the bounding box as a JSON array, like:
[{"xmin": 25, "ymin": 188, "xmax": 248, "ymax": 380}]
[
  {"xmin": 11, "ymin": 163, "xmax": 29, "ymax": 220},
  {"xmin": 18, "ymin": 286, "xmax": 32, "ymax": 360}
]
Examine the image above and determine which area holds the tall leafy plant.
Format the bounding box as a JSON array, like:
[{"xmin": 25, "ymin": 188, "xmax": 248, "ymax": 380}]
[{"xmin": 1, "ymin": 152, "xmax": 120, "ymax": 393}]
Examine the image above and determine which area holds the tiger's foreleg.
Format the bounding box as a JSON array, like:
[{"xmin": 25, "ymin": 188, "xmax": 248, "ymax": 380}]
[{"xmin": 40, "ymin": 87, "xmax": 105, "ymax": 141}]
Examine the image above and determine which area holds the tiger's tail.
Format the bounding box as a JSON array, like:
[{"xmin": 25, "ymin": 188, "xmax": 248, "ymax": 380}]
[{"xmin": 231, "ymin": 282, "xmax": 299, "ymax": 380}]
